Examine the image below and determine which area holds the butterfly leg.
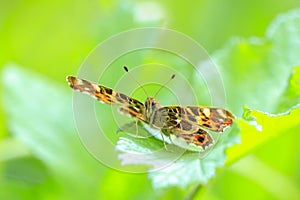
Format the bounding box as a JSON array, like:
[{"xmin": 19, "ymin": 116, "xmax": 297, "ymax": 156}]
[
  {"xmin": 159, "ymin": 131, "xmax": 169, "ymax": 151},
  {"xmin": 162, "ymin": 128, "xmax": 174, "ymax": 145},
  {"xmin": 135, "ymin": 117, "xmax": 139, "ymax": 137}
]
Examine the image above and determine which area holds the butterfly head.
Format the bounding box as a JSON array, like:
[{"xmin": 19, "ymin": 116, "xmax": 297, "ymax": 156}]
[{"xmin": 144, "ymin": 97, "xmax": 162, "ymax": 121}]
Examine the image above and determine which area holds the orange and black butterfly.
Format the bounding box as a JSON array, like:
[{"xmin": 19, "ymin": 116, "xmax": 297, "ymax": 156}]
[{"xmin": 67, "ymin": 68, "xmax": 235, "ymax": 151}]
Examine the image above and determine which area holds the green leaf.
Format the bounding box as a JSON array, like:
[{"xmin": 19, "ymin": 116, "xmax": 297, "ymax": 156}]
[
  {"xmin": 116, "ymin": 124, "xmax": 239, "ymax": 189},
  {"xmin": 225, "ymin": 64, "xmax": 300, "ymax": 165},
  {"xmin": 275, "ymin": 66, "xmax": 300, "ymax": 112},
  {"xmin": 212, "ymin": 9, "xmax": 300, "ymax": 116},
  {"xmin": 2, "ymin": 64, "xmax": 103, "ymax": 199},
  {"xmin": 0, "ymin": 138, "xmax": 30, "ymax": 162},
  {"xmin": 226, "ymin": 105, "xmax": 300, "ymax": 165},
  {"xmin": 267, "ymin": 9, "xmax": 300, "ymax": 69}
]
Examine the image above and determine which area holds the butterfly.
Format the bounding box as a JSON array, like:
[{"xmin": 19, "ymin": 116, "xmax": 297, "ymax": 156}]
[{"xmin": 66, "ymin": 67, "xmax": 235, "ymax": 152}]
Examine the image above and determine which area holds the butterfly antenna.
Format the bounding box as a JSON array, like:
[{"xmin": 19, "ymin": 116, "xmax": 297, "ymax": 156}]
[
  {"xmin": 123, "ymin": 66, "xmax": 149, "ymax": 97},
  {"xmin": 154, "ymin": 74, "xmax": 176, "ymax": 98}
]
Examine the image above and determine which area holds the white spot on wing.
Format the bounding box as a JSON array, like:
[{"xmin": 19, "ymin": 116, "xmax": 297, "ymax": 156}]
[
  {"xmin": 203, "ymin": 108, "xmax": 210, "ymax": 117},
  {"xmin": 76, "ymin": 79, "xmax": 83, "ymax": 85},
  {"xmin": 216, "ymin": 109, "xmax": 226, "ymax": 118}
]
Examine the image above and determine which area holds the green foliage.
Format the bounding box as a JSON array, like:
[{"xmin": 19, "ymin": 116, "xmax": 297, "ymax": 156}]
[
  {"xmin": 213, "ymin": 9, "xmax": 300, "ymax": 115},
  {"xmin": 115, "ymin": 9, "xmax": 300, "ymax": 192},
  {"xmin": 1, "ymin": 1, "xmax": 300, "ymax": 200},
  {"xmin": 2, "ymin": 65, "xmax": 104, "ymax": 199},
  {"xmin": 226, "ymin": 104, "xmax": 300, "ymax": 165},
  {"xmin": 276, "ymin": 66, "xmax": 300, "ymax": 112},
  {"xmin": 117, "ymin": 124, "xmax": 239, "ymax": 188}
]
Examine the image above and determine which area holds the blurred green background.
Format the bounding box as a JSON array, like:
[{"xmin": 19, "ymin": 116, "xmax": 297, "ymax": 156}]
[{"xmin": 1, "ymin": 0, "xmax": 300, "ymax": 199}]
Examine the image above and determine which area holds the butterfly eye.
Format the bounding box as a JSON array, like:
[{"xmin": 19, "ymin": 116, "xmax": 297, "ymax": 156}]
[{"xmin": 151, "ymin": 102, "xmax": 155, "ymax": 107}]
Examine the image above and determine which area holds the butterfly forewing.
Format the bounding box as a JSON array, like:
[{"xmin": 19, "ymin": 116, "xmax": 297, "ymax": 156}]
[
  {"xmin": 159, "ymin": 106, "xmax": 234, "ymax": 132},
  {"xmin": 67, "ymin": 76, "xmax": 145, "ymax": 120}
]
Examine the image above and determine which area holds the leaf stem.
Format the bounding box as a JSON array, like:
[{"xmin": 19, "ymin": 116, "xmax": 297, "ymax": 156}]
[{"xmin": 184, "ymin": 183, "xmax": 203, "ymax": 200}]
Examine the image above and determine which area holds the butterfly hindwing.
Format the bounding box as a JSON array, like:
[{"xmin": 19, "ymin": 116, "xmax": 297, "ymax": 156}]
[{"xmin": 163, "ymin": 125, "xmax": 214, "ymax": 150}]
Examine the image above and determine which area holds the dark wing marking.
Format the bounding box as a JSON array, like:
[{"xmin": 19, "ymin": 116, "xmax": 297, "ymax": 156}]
[
  {"xmin": 66, "ymin": 76, "xmax": 145, "ymax": 120},
  {"xmin": 163, "ymin": 126, "xmax": 214, "ymax": 150}
]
